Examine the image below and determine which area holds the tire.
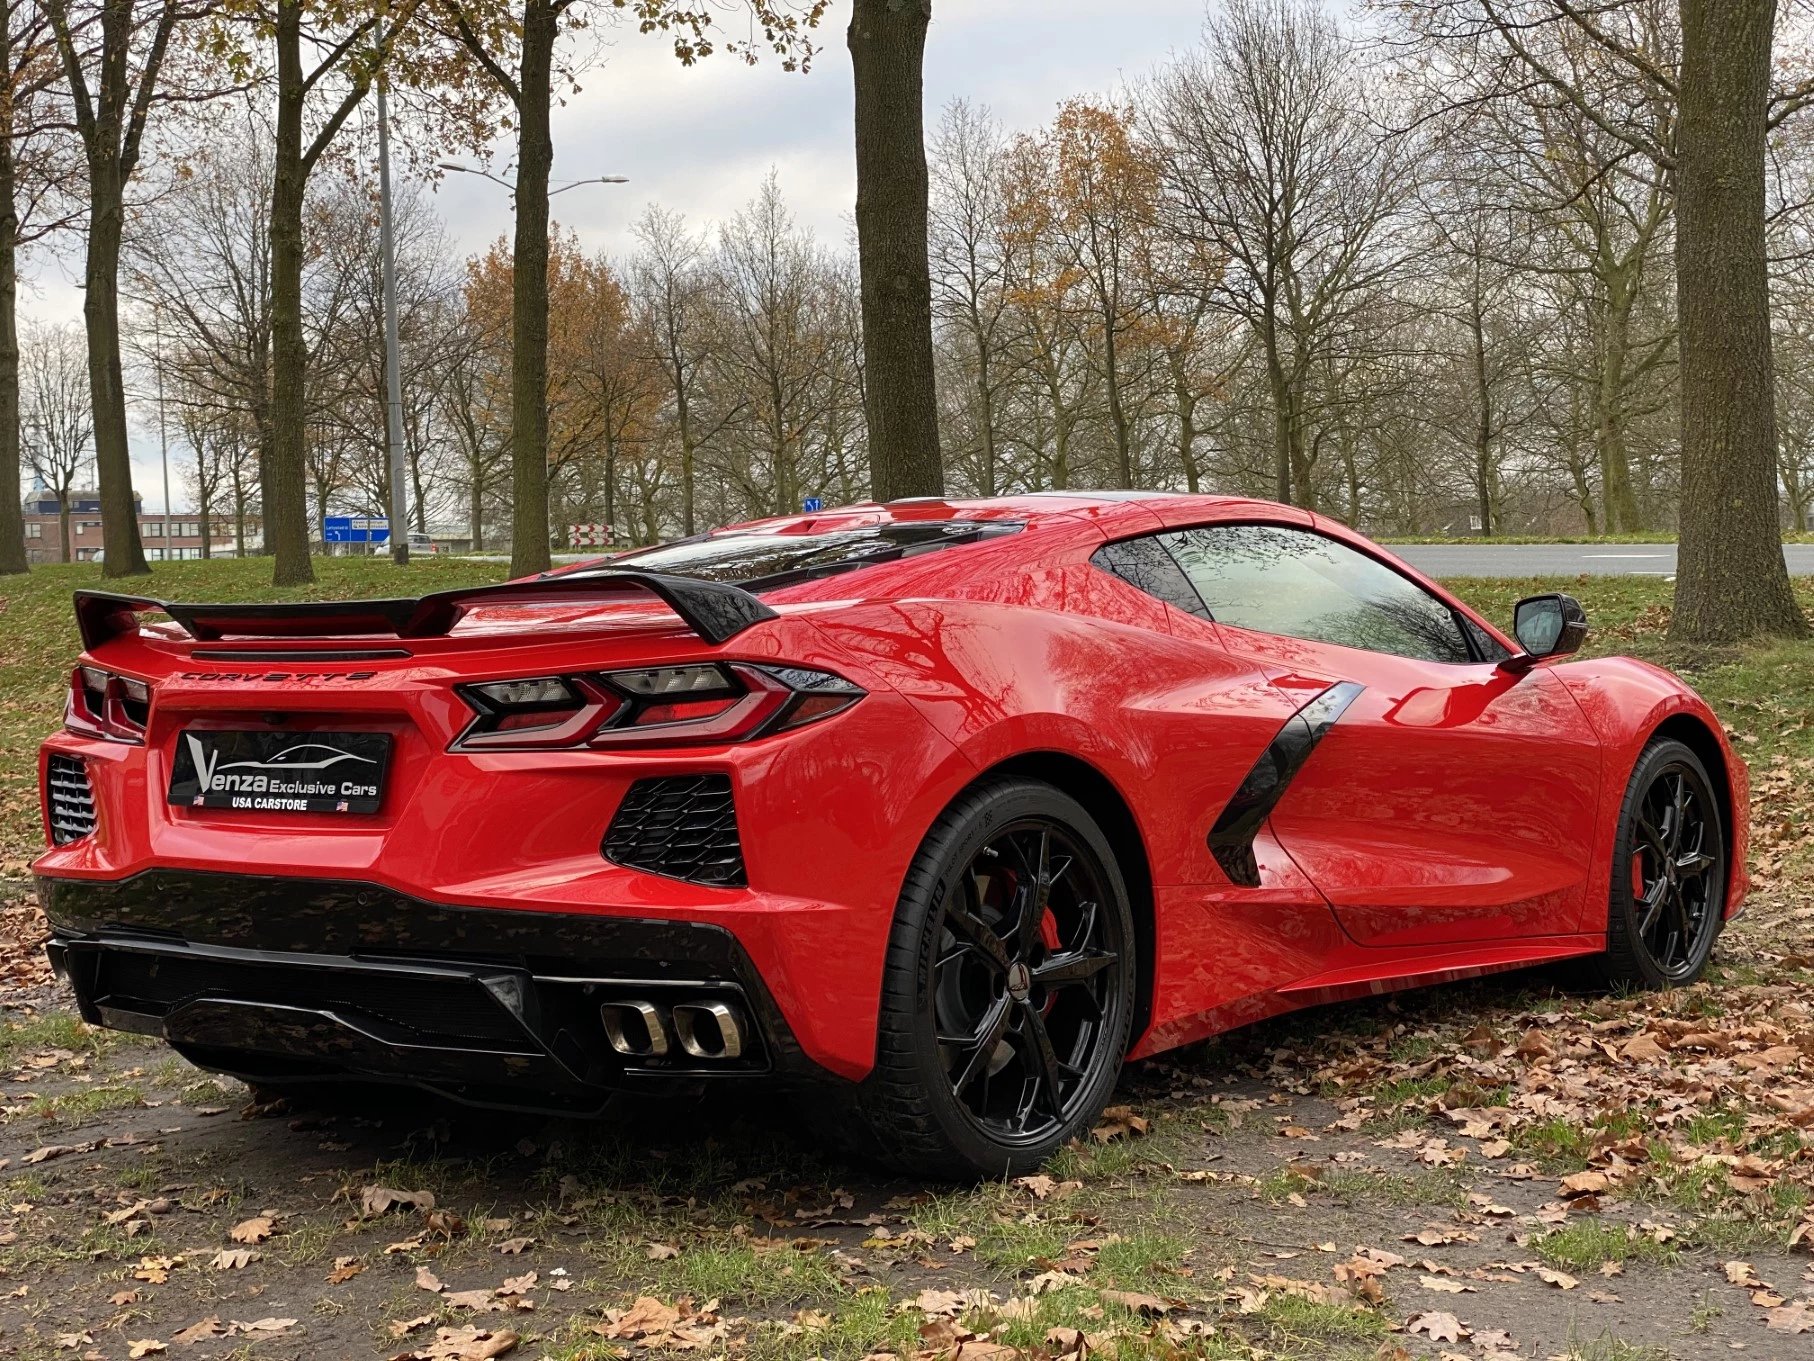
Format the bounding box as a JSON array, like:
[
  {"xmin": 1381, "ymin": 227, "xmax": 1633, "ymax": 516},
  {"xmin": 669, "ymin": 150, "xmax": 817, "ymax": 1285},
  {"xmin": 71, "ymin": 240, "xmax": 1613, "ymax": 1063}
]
[
  {"xmin": 1596, "ymin": 736, "xmax": 1726, "ymax": 989},
  {"xmin": 839, "ymin": 778, "xmax": 1137, "ymax": 1179}
]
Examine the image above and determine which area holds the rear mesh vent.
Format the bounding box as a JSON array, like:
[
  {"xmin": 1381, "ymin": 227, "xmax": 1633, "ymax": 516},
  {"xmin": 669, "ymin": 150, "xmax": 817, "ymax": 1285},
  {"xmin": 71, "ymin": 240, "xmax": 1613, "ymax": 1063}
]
[
  {"xmin": 603, "ymin": 775, "xmax": 746, "ymax": 887},
  {"xmin": 46, "ymin": 754, "xmax": 96, "ymax": 845}
]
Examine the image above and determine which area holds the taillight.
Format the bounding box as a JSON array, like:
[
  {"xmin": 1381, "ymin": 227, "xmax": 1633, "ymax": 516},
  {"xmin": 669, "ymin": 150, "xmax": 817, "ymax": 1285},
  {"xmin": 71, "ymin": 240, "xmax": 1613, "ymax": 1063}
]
[
  {"xmin": 66, "ymin": 667, "xmax": 149, "ymax": 744},
  {"xmin": 453, "ymin": 664, "xmax": 863, "ymax": 751}
]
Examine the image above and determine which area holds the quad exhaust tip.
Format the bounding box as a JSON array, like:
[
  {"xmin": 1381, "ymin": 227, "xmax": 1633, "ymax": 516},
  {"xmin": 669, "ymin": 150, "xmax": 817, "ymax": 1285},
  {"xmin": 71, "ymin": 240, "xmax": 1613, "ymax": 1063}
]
[
  {"xmin": 672, "ymin": 1001, "xmax": 744, "ymax": 1060},
  {"xmin": 599, "ymin": 1001, "xmax": 667, "ymax": 1058},
  {"xmin": 599, "ymin": 999, "xmax": 746, "ymax": 1062}
]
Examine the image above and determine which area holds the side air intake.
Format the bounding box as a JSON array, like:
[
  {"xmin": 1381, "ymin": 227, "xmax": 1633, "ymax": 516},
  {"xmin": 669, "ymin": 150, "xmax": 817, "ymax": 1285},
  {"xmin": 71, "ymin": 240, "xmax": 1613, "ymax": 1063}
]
[
  {"xmin": 46, "ymin": 754, "xmax": 97, "ymax": 845},
  {"xmin": 603, "ymin": 775, "xmax": 746, "ymax": 887}
]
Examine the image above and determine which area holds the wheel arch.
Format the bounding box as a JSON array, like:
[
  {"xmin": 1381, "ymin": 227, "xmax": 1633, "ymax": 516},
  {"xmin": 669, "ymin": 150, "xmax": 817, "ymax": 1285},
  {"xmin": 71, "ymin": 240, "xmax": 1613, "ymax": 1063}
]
[
  {"xmin": 962, "ymin": 750, "xmax": 1157, "ymax": 1046},
  {"xmin": 1649, "ymin": 712, "xmax": 1736, "ymax": 879}
]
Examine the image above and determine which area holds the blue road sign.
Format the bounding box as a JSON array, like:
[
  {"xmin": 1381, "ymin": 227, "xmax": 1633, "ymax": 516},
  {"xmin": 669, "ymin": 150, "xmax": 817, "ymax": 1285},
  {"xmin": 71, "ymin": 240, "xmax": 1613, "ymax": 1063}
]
[
  {"xmin": 802, "ymin": 497, "xmax": 824, "ymax": 513},
  {"xmin": 323, "ymin": 515, "xmax": 391, "ymax": 544}
]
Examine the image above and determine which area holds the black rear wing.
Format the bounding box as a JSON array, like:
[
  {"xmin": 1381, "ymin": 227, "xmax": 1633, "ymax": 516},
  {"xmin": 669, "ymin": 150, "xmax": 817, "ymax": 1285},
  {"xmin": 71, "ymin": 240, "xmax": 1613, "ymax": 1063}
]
[{"xmin": 73, "ymin": 569, "xmax": 779, "ymax": 652}]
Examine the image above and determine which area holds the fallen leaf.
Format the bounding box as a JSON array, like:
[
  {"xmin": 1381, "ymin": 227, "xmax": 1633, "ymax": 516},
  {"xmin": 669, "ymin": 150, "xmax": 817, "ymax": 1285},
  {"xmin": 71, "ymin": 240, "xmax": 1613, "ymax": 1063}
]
[
  {"xmin": 228, "ymin": 1216, "xmax": 273, "ymax": 1244},
  {"xmin": 1767, "ymin": 1301, "xmax": 1814, "ymax": 1334},
  {"xmin": 209, "ymin": 1249, "xmax": 253, "ymax": 1270},
  {"xmin": 1406, "ymin": 1311, "xmax": 1467, "ymax": 1343},
  {"xmin": 1100, "ymin": 1289, "xmax": 1176, "ymax": 1316},
  {"xmin": 232, "ymin": 1319, "xmax": 296, "ymax": 1336},
  {"xmin": 362, "ymin": 1185, "xmax": 435, "ymax": 1217},
  {"xmin": 127, "ymin": 1344, "xmax": 166, "ymax": 1360},
  {"xmin": 415, "ymin": 1266, "xmax": 444, "ymax": 1293}
]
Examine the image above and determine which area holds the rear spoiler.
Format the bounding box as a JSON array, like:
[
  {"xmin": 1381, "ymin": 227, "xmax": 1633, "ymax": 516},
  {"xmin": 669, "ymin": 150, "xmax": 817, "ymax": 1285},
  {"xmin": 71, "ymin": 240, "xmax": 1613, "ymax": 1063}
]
[{"xmin": 73, "ymin": 569, "xmax": 780, "ymax": 651}]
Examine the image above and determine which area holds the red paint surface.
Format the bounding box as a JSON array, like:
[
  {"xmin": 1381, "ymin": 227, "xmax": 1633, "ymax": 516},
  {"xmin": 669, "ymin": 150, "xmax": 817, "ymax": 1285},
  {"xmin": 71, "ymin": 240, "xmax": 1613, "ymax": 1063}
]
[{"xmin": 36, "ymin": 494, "xmax": 1748, "ymax": 1079}]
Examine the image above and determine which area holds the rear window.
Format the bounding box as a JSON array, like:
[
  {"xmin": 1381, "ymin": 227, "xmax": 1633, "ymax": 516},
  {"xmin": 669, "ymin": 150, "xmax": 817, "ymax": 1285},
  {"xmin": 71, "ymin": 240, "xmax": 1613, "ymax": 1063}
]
[{"xmin": 576, "ymin": 521, "xmax": 1021, "ymax": 591}]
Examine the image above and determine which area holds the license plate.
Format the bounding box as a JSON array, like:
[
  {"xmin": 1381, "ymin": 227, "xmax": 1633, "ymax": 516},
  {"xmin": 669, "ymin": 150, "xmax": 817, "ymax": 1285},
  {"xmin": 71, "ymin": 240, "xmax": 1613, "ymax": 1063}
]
[{"xmin": 168, "ymin": 730, "xmax": 392, "ymax": 814}]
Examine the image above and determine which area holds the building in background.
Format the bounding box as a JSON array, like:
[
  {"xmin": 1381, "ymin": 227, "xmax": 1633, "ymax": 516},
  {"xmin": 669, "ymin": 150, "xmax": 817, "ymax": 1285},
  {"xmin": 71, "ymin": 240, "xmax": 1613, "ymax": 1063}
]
[{"xmin": 21, "ymin": 490, "xmax": 256, "ymax": 565}]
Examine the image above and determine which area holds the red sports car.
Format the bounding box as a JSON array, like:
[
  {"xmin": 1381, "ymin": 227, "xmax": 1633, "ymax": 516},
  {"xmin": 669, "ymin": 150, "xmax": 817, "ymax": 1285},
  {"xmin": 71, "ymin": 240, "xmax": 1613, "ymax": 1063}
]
[{"xmin": 34, "ymin": 494, "xmax": 1745, "ymax": 1176}]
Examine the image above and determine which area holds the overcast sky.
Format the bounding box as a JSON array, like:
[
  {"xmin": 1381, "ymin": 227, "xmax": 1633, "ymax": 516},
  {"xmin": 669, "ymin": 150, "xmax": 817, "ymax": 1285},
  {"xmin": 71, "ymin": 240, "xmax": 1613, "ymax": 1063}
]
[{"xmin": 20, "ymin": 1, "xmax": 1211, "ymax": 514}]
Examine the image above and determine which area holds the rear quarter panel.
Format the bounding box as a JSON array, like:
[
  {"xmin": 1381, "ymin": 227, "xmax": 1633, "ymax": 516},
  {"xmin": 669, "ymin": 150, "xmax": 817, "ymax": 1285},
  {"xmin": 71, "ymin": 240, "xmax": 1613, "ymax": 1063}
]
[{"xmin": 1550, "ymin": 656, "xmax": 1750, "ymax": 919}]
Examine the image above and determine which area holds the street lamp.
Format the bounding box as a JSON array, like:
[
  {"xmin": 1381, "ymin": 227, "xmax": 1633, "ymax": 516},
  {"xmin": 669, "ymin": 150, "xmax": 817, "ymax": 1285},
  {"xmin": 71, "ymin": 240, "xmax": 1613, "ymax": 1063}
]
[
  {"xmin": 437, "ymin": 161, "xmax": 629, "ymax": 197},
  {"xmin": 434, "ymin": 160, "xmax": 628, "ymax": 561}
]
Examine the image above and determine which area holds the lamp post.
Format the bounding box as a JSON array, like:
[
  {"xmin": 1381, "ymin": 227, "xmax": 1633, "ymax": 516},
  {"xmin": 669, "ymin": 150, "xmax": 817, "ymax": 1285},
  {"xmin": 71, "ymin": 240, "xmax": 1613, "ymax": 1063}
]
[
  {"xmin": 378, "ymin": 79, "xmax": 409, "ymax": 565},
  {"xmin": 154, "ymin": 308, "xmax": 170, "ymax": 563},
  {"xmin": 434, "ymin": 162, "xmax": 627, "ymax": 559}
]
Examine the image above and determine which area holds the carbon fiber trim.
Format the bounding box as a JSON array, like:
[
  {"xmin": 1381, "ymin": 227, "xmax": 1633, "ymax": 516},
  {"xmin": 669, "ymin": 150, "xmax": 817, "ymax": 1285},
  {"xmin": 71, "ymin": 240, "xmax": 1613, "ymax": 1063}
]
[{"xmin": 1208, "ymin": 681, "xmax": 1365, "ymax": 887}]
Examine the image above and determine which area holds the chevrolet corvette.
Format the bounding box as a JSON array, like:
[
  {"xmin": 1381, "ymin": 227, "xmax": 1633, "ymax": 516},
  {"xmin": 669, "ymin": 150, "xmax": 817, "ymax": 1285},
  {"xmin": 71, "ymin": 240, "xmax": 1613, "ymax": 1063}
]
[{"xmin": 35, "ymin": 493, "xmax": 1745, "ymax": 1176}]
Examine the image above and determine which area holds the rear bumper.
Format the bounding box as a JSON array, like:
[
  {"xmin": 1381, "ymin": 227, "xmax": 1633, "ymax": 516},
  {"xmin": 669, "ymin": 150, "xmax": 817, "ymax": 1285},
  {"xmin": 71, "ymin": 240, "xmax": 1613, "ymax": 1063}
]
[{"xmin": 39, "ymin": 870, "xmax": 839, "ymax": 1112}]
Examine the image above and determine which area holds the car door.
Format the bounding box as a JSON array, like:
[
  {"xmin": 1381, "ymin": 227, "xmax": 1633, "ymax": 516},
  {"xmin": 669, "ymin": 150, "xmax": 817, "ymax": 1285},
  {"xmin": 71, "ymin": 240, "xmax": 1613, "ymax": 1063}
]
[{"xmin": 1160, "ymin": 521, "xmax": 1605, "ymax": 949}]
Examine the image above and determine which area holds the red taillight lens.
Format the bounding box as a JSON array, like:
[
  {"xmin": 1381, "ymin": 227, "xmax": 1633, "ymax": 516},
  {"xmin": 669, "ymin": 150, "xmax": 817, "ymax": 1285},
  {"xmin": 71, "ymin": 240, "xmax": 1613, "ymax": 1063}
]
[
  {"xmin": 66, "ymin": 667, "xmax": 149, "ymax": 744},
  {"xmin": 452, "ymin": 664, "xmax": 864, "ymax": 752}
]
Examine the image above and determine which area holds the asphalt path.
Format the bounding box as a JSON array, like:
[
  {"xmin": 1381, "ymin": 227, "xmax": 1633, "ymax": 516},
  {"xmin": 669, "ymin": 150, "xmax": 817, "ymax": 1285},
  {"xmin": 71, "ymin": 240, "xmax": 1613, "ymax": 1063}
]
[{"xmin": 1388, "ymin": 542, "xmax": 1814, "ymax": 578}]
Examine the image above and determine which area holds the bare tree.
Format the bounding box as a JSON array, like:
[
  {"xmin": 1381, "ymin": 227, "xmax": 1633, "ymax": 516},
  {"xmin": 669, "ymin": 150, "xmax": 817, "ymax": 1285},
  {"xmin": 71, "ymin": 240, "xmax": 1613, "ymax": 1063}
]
[
  {"xmin": 43, "ymin": 0, "xmax": 198, "ymax": 577},
  {"xmin": 20, "ymin": 321, "xmax": 94, "ymax": 559},
  {"xmin": 1150, "ymin": 0, "xmax": 1416, "ymax": 508},
  {"xmin": 631, "ymin": 204, "xmax": 734, "ymax": 535}
]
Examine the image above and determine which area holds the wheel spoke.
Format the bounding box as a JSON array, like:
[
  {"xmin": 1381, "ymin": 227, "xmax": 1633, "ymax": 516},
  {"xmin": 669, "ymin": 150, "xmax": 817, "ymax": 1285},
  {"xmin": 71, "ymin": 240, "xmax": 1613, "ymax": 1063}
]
[
  {"xmin": 1636, "ymin": 877, "xmax": 1669, "ymax": 937},
  {"xmin": 943, "ymin": 994, "xmax": 1014, "ymax": 1094},
  {"xmin": 1034, "ymin": 948, "xmax": 1116, "ymax": 988},
  {"xmin": 1668, "ymin": 775, "xmax": 1689, "ymax": 853},
  {"xmin": 1016, "ymin": 1002, "xmax": 1073, "ymax": 1118},
  {"xmin": 1675, "ymin": 848, "xmax": 1715, "ymax": 879},
  {"xmin": 1638, "ymin": 818, "xmax": 1670, "ymax": 863},
  {"xmin": 1013, "ymin": 830, "xmax": 1052, "ymax": 950},
  {"xmin": 944, "ymin": 885, "xmax": 1011, "ymax": 974}
]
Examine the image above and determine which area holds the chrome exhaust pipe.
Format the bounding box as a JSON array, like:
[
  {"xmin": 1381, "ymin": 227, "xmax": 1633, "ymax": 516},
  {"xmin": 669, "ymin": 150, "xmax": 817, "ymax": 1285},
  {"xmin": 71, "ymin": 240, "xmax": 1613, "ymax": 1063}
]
[
  {"xmin": 672, "ymin": 1001, "xmax": 745, "ymax": 1060},
  {"xmin": 599, "ymin": 1001, "xmax": 668, "ymax": 1057}
]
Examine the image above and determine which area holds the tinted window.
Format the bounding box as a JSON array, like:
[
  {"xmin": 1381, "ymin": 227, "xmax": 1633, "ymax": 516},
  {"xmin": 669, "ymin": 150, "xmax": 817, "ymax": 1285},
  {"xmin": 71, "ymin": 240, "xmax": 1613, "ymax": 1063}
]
[
  {"xmin": 1091, "ymin": 537, "xmax": 1208, "ymax": 617},
  {"xmin": 1160, "ymin": 524, "xmax": 1474, "ymax": 664},
  {"xmin": 569, "ymin": 521, "xmax": 1019, "ymax": 591}
]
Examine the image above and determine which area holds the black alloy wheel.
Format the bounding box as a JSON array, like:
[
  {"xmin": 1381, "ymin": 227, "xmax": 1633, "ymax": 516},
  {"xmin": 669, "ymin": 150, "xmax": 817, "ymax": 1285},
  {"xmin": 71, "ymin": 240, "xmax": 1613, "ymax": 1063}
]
[
  {"xmin": 1600, "ymin": 737, "xmax": 1725, "ymax": 988},
  {"xmin": 844, "ymin": 779, "xmax": 1136, "ymax": 1178},
  {"xmin": 934, "ymin": 819, "xmax": 1120, "ymax": 1147}
]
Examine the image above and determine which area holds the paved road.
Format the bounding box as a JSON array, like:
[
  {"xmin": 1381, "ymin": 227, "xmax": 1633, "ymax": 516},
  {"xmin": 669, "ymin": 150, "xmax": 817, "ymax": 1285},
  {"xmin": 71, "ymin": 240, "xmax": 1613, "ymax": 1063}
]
[
  {"xmin": 1389, "ymin": 542, "xmax": 1814, "ymax": 578},
  {"xmin": 465, "ymin": 544, "xmax": 1814, "ymax": 578}
]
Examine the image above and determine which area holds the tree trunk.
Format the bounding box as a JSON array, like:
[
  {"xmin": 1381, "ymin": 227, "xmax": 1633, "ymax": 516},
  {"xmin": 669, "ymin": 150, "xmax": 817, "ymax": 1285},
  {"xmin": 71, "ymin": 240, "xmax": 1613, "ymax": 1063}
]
[
  {"xmin": 1671, "ymin": 0, "xmax": 1806, "ymax": 641},
  {"xmin": 85, "ymin": 155, "xmax": 148, "ymax": 576},
  {"xmin": 1595, "ymin": 281, "xmax": 1643, "ymax": 533},
  {"xmin": 0, "ymin": 46, "xmax": 25, "ymax": 577},
  {"xmin": 678, "ymin": 396, "xmax": 697, "ymax": 536},
  {"xmin": 265, "ymin": 2, "xmax": 315, "ymax": 586},
  {"xmin": 974, "ymin": 343, "xmax": 997, "ymax": 497},
  {"xmin": 1263, "ymin": 324, "xmax": 1292, "ymax": 504},
  {"xmin": 1103, "ymin": 323, "xmax": 1132, "ymax": 488},
  {"xmin": 57, "ymin": 494, "xmax": 70, "ymax": 562},
  {"xmin": 1471, "ymin": 306, "xmax": 1494, "ymax": 537},
  {"xmin": 848, "ymin": 0, "xmax": 943, "ymax": 501},
  {"xmin": 508, "ymin": 0, "xmax": 558, "ymax": 577}
]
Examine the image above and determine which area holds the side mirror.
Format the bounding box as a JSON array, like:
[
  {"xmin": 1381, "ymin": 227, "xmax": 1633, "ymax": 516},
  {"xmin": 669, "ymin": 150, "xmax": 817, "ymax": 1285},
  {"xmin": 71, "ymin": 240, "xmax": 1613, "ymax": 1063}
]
[{"xmin": 1504, "ymin": 593, "xmax": 1588, "ymax": 671}]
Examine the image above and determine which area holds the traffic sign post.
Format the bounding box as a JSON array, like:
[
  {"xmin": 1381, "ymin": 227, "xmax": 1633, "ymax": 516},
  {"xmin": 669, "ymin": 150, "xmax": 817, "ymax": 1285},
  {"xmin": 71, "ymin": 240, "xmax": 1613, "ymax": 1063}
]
[{"xmin": 323, "ymin": 516, "xmax": 391, "ymax": 546}]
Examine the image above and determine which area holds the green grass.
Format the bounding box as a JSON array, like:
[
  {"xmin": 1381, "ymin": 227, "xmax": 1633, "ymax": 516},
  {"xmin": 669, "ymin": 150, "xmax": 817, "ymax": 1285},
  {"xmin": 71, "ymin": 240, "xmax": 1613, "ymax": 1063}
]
[
  {"xmin": 22, "ymin": 1084, "xmax": 146, "ymax": 1123},
  {"xmin": 1532, "ymin": 1220, "xmax": 1679, "ymax": 1271},
  {"xmin": 0, "ymin": 1014, "xmax": 121, "ymax": 1066}
]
